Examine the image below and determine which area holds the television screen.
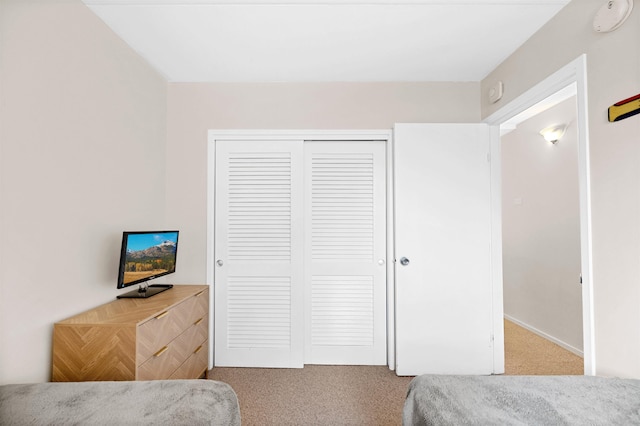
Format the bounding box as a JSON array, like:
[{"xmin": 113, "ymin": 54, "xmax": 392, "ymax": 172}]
[{"xmin": 116, "ymin": 230, "xmax": 179, "ymax": 298}]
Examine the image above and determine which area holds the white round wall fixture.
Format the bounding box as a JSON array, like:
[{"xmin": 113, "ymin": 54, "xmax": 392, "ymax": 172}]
[{"xmin": 593, "ymin": 0, "xmax": 634, "ymax": 32}]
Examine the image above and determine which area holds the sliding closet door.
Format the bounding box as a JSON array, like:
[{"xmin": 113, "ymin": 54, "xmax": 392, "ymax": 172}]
[
  {"xmin": 213, "ymin": 136, "xmax": 388, "ymax": 368},
  {"xmin": 304, "ymin": 141, "xmax": 387, "ymax": 365},
  {"xmin": 214, "ymin": 140, "xmax": 304, "ymax": 368}
]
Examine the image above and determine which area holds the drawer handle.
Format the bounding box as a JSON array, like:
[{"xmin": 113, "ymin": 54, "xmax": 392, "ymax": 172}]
[
  {"xmin": 155, "ymin": 311, "xmax": 169, "ymax": 320},
  {"xmin": 194, "ymin": 345, "xmax": 203, "ymax": 354},
  {"xmin": 154, "ymin": 346, "xmax": 169, "ymax": 357},
  {"xmin": 194, "ymin": 317, "xmax": 204, "ymax": 326}
]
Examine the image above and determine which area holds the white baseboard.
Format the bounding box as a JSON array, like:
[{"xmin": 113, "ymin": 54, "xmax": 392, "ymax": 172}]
[{"xmin": 504, "ymin": 314, "xmax": 584, "ymax": 358}]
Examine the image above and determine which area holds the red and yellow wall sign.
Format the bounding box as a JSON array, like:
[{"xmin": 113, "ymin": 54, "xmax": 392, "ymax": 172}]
[{"xmin": 608, "ymin": 93, "xmax": 640, "ymax": 122}]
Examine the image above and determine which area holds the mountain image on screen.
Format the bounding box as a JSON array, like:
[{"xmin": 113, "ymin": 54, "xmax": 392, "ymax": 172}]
[{"xmin": 123, "ymin": 240, "xmax": 177, "ymax": 285}]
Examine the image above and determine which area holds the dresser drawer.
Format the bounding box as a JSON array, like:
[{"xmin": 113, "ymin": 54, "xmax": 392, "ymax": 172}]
[
  {"xmin": 137, "ymin": 314, "xmax": 208, "ymax": 380},
  {"xmin": 187, "ymin": 288, "xmax": 208, "ymax": 324},
  {"xmin": 170, "ymin": 340, "xmax": 208, "ymax": 379},
  {"xmin": 137, "ymin": 289, "xmax": 207, "ymax": 364}
]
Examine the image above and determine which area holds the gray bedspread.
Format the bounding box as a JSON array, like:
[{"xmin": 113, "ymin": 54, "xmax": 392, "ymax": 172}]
[
  {"xmin": 403, "ymin": 375, "xmax": 640, "ymax": 425},
  {"xmin": 0, "ymin": 379, "xmax": 240, "ymax": 426}
]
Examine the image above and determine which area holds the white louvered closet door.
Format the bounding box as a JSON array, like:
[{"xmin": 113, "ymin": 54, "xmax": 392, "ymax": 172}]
[
  {"xmin": 304, "ymin": 141, "xmax": 387, "ymax": 365},
  {"xmin": 214, "ymin": 140, "xmax": 304, "ymax": 368}
]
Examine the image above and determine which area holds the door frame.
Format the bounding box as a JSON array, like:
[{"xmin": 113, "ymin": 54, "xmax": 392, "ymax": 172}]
[
  {"xmin": 206, "ymin": 129, "xmax": 394, "ymax": 369},
  {"xmin": 484, "ymin": 54, "xmax": 595, "ymax": 375}
]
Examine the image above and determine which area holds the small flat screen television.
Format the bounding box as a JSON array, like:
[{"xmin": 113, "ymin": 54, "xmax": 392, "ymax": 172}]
[{"xmin": 116, "ymin": 230, "xmax": 179, "ymax": 299}]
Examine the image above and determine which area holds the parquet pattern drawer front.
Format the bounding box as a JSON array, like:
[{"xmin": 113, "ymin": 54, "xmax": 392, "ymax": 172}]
[
  {"xmin": 188, "ymin": 289, "xmax": 209, "ymax": 324},
  {"xmin": 170, "ymin": 340, "xmax": 209, "ymax": 379},
  {"xmin": 52, "ymin": 285, "xmax": 209, "ymax": 382},
  {"xmin": 137, "ymin": 313, "xmax": 209, "ymax": 381},
  {"xmin": 137, "ymin": 294, "xmax": 201, "ymax": 364}
]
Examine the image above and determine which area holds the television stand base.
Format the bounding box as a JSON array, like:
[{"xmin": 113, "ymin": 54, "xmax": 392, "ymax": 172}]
[{"xmin": 117, "ymin": 284, "xmax": 173, "ymax": 299}]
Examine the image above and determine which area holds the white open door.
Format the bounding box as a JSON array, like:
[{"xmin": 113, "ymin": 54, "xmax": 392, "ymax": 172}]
[{"xmin": 394, "ymin": 123, "xmax": 496, "ymax": 376}]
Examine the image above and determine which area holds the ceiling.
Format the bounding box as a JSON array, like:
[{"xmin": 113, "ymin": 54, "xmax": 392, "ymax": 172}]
[{"xmin": 82, "ymin": 0, "xmax": 571, "ymax": 83}]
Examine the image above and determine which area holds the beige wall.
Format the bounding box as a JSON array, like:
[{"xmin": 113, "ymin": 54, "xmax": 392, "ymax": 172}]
[
  {"xmin": 4, "ymin": 0, "xmax": 639, "ymax": 383},
  {"xmin": 502, "ymin": 97, "xmax": 582, "ymax": 353},
  {"xmin": 0, "ymin": 0, "xmax": 168, "ymax": 384},
  {"xmin": 165, "ymin": 82, "xmax": 481, "ymax": 285},
  {"xmin": 482, "ymin": 0, "xmax": 640, "ymax": 377}
]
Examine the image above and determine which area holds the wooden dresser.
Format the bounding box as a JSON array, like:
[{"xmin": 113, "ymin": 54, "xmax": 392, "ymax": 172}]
[{"xmin": 52, "ymin": 285, "xmax": 209, "ymax": 382}]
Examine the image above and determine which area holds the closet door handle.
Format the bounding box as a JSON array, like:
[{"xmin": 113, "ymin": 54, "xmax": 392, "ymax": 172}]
[
  {"xmin": 400, "ymin": 257, "xmax": 410, "ymax": 266},
  {"xmin": 216, "ymin": 259, "xmax": 224, "ymax": 267}
]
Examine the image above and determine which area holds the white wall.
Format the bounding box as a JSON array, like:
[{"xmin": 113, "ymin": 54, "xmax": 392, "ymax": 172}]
[
  {"xmin": 502, "ymin": 97, "xmax": 583, "ymax": 353},
  {"xmin": 165, "ymin": 82, "xmax": 481, "ymax": 285},
  {"xmin": 482, "ymin": 0, "xmax": 640, "ymax": 377},
  {"xmin": 0, "ymin": 0, "xmax": 168, "ymax": 384}
]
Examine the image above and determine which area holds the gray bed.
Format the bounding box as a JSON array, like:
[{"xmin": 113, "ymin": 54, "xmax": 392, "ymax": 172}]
[
  {"xmin": 0, "ymin": 379, "xmax": 240, "ymax": 425},
  {"xmin": 403, "ymin": 375, "xmax": 640, "ymax": 425}
]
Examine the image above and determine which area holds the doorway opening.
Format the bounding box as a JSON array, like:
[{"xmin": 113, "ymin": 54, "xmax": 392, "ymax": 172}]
[
  {"xmin": 485, "ymin": 55, "xmax": 594, "ymax": 375},
  {"xmin": 501, "ymin": 88, "xmax": 584, "ymax": 374}
]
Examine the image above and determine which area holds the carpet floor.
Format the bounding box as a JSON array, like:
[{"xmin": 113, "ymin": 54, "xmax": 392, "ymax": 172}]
[
  {"xmin": 504, "ymin": 319, "xmax": 584, "ymax": 375},
  {"xmin": 208, "ymin": 320, "xmax": 584, "ymax": 425},
  {"xmin": 208, "ymin": 364, "xmax": 412, "ymax": 426}
]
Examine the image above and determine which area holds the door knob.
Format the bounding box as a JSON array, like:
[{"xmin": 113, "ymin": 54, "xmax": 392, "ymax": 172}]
[
  {"xmin": 216, "ymin": 259, "xmax": 224, "ymax": 267},
  {"xmin": 400, "ymin": 257, "xmax": 410, "ymax": 266}
]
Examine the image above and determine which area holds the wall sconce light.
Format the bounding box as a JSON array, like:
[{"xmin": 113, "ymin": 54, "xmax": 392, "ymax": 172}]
[{"xmin": 539, "ymin": 124, "xmax": 567, "ymax": 144}]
